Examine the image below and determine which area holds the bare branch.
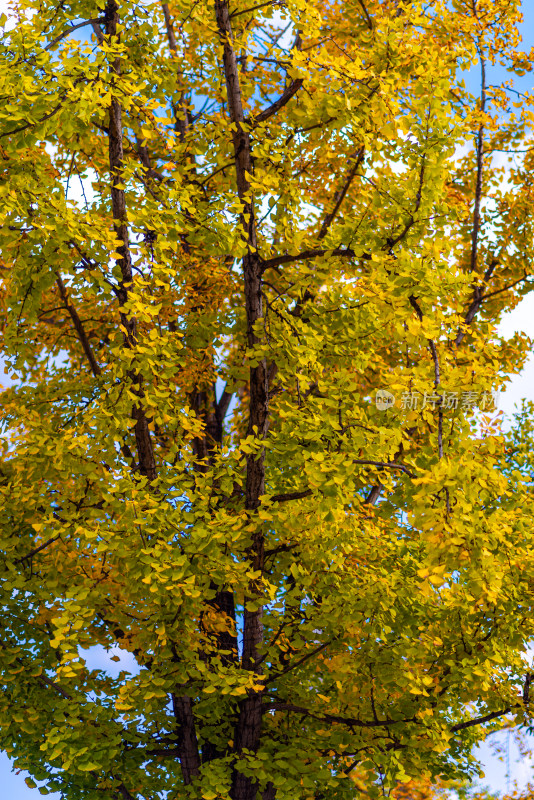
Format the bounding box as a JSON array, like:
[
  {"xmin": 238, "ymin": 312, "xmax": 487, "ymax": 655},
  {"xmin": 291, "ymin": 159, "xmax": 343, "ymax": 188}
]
[
  {"xmin": 266, "ymin": 639, "xmax": 334, "ymax": 683},
  {"xmin": 231, "ymin": 0, "xmax": 284, "ymax": 18},
  {"xmin": 451, "ymin": 707, "xmax": 511, "ymax": 733},
  {"xmin": 162, "ymin": 3, "xmax": 178, "ymax": 51},
  {"xmin": 269, "ymin": 489, "xmax": 312, "ymax": 502},
  {"xmin": 319, "ymin": 148, "xmax": 365, "ymax": 240},
  {"xmin": 14, "ymin": 535, "xmax": 60, "ymax": 565},
  {"xmin": 56, "ymin": 274, "xmax": 101, "ymax": 377},
  {"xmin": 91, "ymin": 21, "xmax": 104, "ymax": 44},
  {"xmin": 254, "ymin": 78, "xmax": 304, "ymax": 124},
  {"xmin": 216, "ymin": 387, "xmax": 234, "ymax": 421},
  {"xmin": 364, "ymin": 485, "xmax": 382, "ymax": 505},
  {"xmin": 265, "ymin": 701, "xmax": 416, "ymax": 729},
  {"xmin": 45, "ymin": 18, "xmax": 104, "ymax": 50},
  {"xmin": 262, "ymin": 246, "xmax": 364, "ymax": 271},
  {"xmin": 353, "ymin": 459, "xmax": 414, "ymax": 477},
  {"xmin": 387, "ymin": 154, "xmax": 426, "ymax": 250},
  {"xmin": 356, "ymin": 0, "xmax": 373, "ymax": 29},
  {"xmin": 116, "ymin": 783, "xmax": 137, "ymax": 800},
  {"xmin": 0, "ymin": 99, "xmax": 66, "ymax": 139}
]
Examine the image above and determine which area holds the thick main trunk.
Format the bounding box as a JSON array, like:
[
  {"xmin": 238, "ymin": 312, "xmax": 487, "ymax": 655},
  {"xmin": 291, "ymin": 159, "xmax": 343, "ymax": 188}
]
[
  {"xmin": 172, "ymin": 694, "xmax": 201, "ymax": 783},
  {"xmin": 215, "ymin": 0, "xmax": 269, "ymax": 800},
  {"xmin": 213, "ymin": 2, "xmax": 269, "ymax": 798}
]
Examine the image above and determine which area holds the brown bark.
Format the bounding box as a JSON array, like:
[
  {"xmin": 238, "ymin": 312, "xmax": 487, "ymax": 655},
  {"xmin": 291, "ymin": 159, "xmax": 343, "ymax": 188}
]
[
  {"xmin": 104, "ymin": 0, "xmax": 200, "ymax": 786},
  {"xmin": 214, "ymin": 1, "xmax": 269, "ymax": 796},
  {"xmin": 262, "ymin": 783, "xmax": 276, "ymax": 800},
  {"xmin": 104, "ymin": 0, "xmax": 156, "ymax": 482},
  {"xmin": 160, "ymin": 5, "xmax": 239, "ymax": 769},
  {"xmin": 55, "ymin": 274, "xmax": 101, "ymax": 377},
  {"xmin": 171, "ymin": 694, "xmax": 202, "ymax": 784}
]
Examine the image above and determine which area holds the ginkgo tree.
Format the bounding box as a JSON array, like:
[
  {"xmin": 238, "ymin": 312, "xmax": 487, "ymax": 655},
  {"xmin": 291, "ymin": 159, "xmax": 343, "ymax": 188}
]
[{"xmin": 1, "ymin": 0, "xmax": 534, "ymax": 798}]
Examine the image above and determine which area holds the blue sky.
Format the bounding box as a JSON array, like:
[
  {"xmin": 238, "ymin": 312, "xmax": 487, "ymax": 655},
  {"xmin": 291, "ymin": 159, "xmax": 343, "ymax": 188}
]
[{"xmin": 1, "ymin": 1, "xmax": 534, "ymax": 797}]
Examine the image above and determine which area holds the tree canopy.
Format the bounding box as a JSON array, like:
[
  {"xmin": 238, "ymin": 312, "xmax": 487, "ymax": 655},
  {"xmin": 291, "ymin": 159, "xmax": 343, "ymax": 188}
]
[{"xmin": 1, "ymin": 0, "xmax": 534, "ymax": 798}]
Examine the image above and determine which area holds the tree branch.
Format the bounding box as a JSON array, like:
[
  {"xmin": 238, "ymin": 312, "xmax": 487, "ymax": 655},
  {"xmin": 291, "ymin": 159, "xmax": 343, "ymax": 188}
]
[
  {"xmin": 266, "ymin": 638, "xmax": 334, "ymax": 683},
  {"xmin": 104, "ymin": 0, "xmax": 156, "ymax": 482},
  {"xmin": 254, "ymin": 78, "xmax": 304, "ymax": 124},
  {"xmin": 265, "ymin": 701, "xmax": 416, "ymax": 729},
  {"xmin": 14, "ymin": 535, "xmax": 60, "ymax": 566},
  {"xmin": 269, "ymin": 489, "xmax": 312, "ymax": 502},
  {"xmin": 318, "ymin": 147, "xmax": 365, "ymax": 239},
  {"xmin": 44, "ymin": 18, "xmax": 105, "ymax": 50},
  {"xmin": 262, "ymin": 246, "xmax": 363, "ymax": 272},
  {"xmin": 450, "ymin": 707, "xmax": 511, "ymax": 733},
  {"xmin": 56, "ymin": 274, "xmax": 101, "ymax": 377}
]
